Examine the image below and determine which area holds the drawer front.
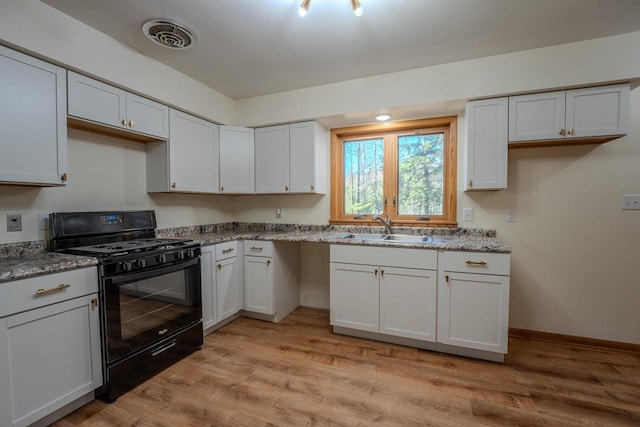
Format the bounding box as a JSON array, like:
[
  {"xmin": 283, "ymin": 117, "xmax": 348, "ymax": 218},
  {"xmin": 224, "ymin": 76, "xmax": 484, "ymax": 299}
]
[
  {"xmin": 244, "ymin": 240, "xmax": 273, "ymax": 257},
  {"xmin": 216, "ymin": 241, "xmax": 238, "ymax": 261},
  {"xmin": 0, "ymin": 267, "xmax": 98, "ymax": 318},
  {"xmin": 442, "ymin": 251, "xmax": 510, "ymax": 276},
  {"xmin": 330, "ymin": 245, "xmax": 437, "ymax": 270}
]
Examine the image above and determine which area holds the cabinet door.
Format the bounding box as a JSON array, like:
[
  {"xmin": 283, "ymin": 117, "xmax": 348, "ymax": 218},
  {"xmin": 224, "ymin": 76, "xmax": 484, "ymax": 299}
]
[
  {"xmin": 125, "ymin": 93, "xmax": 169, "ymax": 138},
  {"xmin": 67, "ymin": 70, "xmax": 126, "ymax": 129},
  {"xmin": 508, "ymin": 91, "xmax": 565, "ymax": 142},
  {"xmin": 200, "ymin": 247, "xmax": 217, "ymax": 330},
  {"xmin": 566, "ymin": 84, "xmax": 629, "ymax": 138},
  {"xmin": 219, "ymin": 126, "xmax": 255, "ymax": 194},
  {"xmin": 255, "ymin": 124, "xmax": 290, "ymax": 193},
  {"xmin": 0, "ymin": 294, "xmax": 102, "ymax": 427},
  {"xmin": 289, "ymin": 122, "xmax": 326, "ymax": 193},
  {"xmin": 216, "ymin": 257, "xmax": 239, "ymax": 321},
  {"xmin": 168, "ymin": 109, "xmax": 219, "ymax": 193},
  {"xmin": 465, "ymin": 98, "xmax": 508, "ymax": 190},
  {"xmin": 0, "ymin": 46, "xmax": 67, "ymax": 186},
  {"xmin": 244, "ymin": 256, "xmax": 274, "ymax": 314},
  {"xmin": 380, "ymin": 267, "xmax": 437, "ymax": 342},
  {"xmin": 329, "ymin": 262, "xmax": 379, "ymax": 333},
  {"xmin": 437, "ymin": 272, "xmax": 510, "ymax": 353}
]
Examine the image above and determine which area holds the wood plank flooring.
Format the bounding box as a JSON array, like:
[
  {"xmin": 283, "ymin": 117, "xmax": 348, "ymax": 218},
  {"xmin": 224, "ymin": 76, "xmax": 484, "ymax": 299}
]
[{"xmin": 52, "ymin": 307, "xmax": 640, "ymax": 426}]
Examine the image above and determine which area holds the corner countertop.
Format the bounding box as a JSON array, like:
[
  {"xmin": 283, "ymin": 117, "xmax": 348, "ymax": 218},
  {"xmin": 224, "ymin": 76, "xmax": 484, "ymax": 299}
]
[{"xmin": 0, "ymin": 223, "xmax": 510, "ymax": 284}]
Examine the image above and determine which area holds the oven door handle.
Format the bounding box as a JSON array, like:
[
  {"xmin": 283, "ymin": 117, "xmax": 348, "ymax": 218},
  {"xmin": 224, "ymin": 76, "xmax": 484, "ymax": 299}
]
[{"xmin": 105, "ymin": 258, "xmax": 200, "ymax": 285}]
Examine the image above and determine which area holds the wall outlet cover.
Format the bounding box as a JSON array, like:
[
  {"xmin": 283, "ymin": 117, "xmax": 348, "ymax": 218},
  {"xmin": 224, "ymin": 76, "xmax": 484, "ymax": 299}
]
[
  {"xmin": 506, "ymin": 208, "xmax": 517, "ymax": 222},
  {"xmin": 7, "ymin": 214, "xmax": 22, "ymax": 232},
  {"xmin": 621, "ymin": 195, "xmax": 640, "ymax": 210},
  {"xmin": 39, "ymin": 212, "xmax": 50, "ymax": 230}
]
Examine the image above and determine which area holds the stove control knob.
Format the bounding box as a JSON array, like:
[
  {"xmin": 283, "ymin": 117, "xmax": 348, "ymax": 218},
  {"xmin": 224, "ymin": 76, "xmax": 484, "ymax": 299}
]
[
  {"xmin": 157, "ymin": 254, "xmax": 167, "ymax": 264},
  {"xmin": 187, "ymin": 249, "xmax": 195, "ymax": 259},
  {"xmin": 122, "ymin": 261, "xmax": 133, "ymax": 272},
  {"xmin": 177, "ymin": 251, "xmax": 186, "ymax": 260},
  {"xmin": 137, "ymin": 259, "xmax": 146, "ymax": 268}
]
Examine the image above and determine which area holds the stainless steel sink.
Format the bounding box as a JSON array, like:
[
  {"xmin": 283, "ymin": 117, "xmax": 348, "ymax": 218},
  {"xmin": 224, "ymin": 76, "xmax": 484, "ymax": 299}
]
[
  {"xmin": 385, "ymin": 234, "xmax": 432, "ymax": 242},
  {"xmin": 338, "ymin": 233, "xmax": 431, "ymax": 243},
  {"xmin": 338, "ymin": 233, "xmax": 387, "ymax": 240}
]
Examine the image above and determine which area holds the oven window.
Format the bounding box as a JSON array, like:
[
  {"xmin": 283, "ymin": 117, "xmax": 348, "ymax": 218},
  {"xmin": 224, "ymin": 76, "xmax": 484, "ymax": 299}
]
[{"xmin": 119, "ymin": 270, "xmax": 195, "ymax": 340}]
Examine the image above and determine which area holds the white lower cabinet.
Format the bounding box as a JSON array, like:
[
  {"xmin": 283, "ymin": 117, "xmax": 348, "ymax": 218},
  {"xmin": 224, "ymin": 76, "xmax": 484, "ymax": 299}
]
[
  {"xmin": 243, "ymin": 241, "xmax": 299, "ymax": 322},
  {"xmin": 0, "ymin": 268, "xmax": 102, "ymax": 427},
  {"xmin": 201, "ymin": 242, "xmax": 243, "ymax": 332},
  {"xmin": 330, "ymin": 245, "xmax": 437, "ymax": 341},
  {"xmin": 438, "ymin": 251, "xmax": 510, "ymax": 354}
]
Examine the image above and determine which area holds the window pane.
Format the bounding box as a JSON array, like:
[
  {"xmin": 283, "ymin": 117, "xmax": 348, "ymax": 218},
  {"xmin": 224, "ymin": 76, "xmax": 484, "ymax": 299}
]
[
  {"xmin": 397, "ymin": 133, "xmax": 444, "ymax": 216},
  {"xmin": 343, "ymin": 138, "xmax": 384, "ymax": 215}
]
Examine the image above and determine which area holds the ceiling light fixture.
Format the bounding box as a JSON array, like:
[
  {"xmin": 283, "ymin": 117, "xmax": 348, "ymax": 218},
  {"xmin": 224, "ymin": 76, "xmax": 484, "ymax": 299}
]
[
  {"xmin": 298, "ymin": 0, "xmax": 364, "ymax": 17},
  {"xmin": 298, "ymin": 0, "xmax": 311, "ymax": 17},
  {"xmin": 351, "ymin": 0, "xmax": 364, "ymax": 17},
  {"xmin": 376, "ymin": 114, "xmax": 391, "ymax": 122}
]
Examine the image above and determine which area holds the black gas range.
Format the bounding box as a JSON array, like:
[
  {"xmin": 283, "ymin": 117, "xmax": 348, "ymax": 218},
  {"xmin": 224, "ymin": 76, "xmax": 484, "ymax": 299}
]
[{"xmin": 50, "ymin": 210, "xmax": 203, "ymax": 402}]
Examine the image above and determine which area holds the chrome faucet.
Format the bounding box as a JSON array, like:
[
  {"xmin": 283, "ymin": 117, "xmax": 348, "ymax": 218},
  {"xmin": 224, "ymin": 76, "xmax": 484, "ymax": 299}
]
[{"xmin": 372, "ymin": 214, "xmax": 393, "ymax": 235}]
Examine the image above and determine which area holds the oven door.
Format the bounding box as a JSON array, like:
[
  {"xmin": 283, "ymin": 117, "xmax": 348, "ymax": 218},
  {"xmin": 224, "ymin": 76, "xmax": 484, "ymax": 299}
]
[{"xmin": 102, "ymin": 258, "xmax": 202, "ymax": 363}]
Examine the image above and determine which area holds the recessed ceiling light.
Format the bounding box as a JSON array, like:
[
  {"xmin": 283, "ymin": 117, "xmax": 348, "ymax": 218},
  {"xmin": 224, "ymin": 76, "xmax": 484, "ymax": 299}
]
[{"xmin": 376, "ymin": 114, "xmax": 391, "ymax": 122}]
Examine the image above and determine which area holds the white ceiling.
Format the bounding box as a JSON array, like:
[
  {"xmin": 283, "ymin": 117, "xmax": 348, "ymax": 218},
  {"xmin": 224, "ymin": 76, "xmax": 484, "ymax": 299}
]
[{"xmin": 40, "ymin": 0, "xmax": 640, "ymax": 100}]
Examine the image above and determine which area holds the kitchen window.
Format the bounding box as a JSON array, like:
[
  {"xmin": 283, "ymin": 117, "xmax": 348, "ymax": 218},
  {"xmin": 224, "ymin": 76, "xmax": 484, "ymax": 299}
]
[{"xmin": 330, "ymin": 117, "xmax": 457, "ymax": 226}]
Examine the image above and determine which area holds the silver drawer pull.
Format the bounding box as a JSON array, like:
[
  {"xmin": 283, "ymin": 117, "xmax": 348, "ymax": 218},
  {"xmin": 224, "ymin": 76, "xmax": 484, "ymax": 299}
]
[
  {"xmin": 222, "ymin": 248, "xmax": 235, "ymax": 254},
  {"xmin": 35, "ymin": 284, "xmax": 70, "ymax": 296},
  {"xmin": 250, "ymin": 246, "xmax": 263, "ymax": 251},
  {"xmin": 466, "ymin": 260, "xmax": 488, "ymax": 267},
  {"xmin": 151, "ymin": 340, "xmax": 176, "ymax": 357}
]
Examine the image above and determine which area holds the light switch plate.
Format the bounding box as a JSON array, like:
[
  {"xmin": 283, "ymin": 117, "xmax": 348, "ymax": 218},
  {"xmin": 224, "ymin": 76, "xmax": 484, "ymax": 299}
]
[
  {"xmin": 463, "ymin": 208, "xmax": 473, "ymax": 222},
  {"xmin": 39, "ymin": 212, "xmax": 50, "ymax": 230},
  {"xmin": 276, "ymin": 208, "xmax": 283, "ymax": 218},
  {"xmin": 506, "ymin": 208, "xmax": 517, "ymax": 222}
]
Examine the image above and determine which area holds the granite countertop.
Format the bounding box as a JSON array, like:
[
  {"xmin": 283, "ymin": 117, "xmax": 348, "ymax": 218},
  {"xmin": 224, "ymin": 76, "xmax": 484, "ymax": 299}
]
[
  {"xmin": 0, "ymin": 223, "xmax": 510, "ymax": 284},
  {"xmin": 185, "ymin": 229, "xmax": 511, "ymax": 254},
  {"xmin": 0, "ymin": 251, "xmax": 98, "ymax": 284}
]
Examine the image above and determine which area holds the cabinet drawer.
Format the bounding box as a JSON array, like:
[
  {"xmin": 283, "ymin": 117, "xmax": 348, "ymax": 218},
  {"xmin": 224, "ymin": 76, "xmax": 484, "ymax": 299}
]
[
  {"xmin": 244, "ymin": 240, "xmax": 273, "ymax": 257},
  {"xmin": 0, "ymin": 267, "xmax": 98, "ymax": 318},
  {"xmin": 442, "ymin": 251, "xmax": 510, "ymax": 276},
  {"xmin": 216, "ymin": 241, "xmax": 238, "ymax": 261}
]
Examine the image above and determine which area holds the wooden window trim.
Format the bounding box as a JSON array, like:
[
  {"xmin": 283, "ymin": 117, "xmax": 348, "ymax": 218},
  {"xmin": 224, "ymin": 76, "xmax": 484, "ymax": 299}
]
[{"xmin": 330, "ymin": 116, "xmax": 457, "ymax": 227}]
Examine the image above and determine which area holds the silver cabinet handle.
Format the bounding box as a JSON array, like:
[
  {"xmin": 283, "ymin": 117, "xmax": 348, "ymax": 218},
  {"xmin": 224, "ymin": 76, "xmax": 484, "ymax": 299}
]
[
  {"xmin": 250, "ymin": 246, "xmax": 263, "ymax": 251},
  {"xmin": 222, "ymin": 248, "xmax": 234, "ymax": 254},
  {"xmin": 35, "ymin": 284, "xmax": 70, "ymax": 296}
]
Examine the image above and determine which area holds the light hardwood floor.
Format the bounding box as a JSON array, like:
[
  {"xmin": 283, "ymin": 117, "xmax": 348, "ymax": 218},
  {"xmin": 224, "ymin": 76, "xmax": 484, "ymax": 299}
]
[{"xmin": 53, "ymin": 307, "xmax": 640, "ymax": 426}]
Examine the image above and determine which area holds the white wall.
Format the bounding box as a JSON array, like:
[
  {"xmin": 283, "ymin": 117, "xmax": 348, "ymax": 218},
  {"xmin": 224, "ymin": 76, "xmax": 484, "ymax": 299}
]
[{"xmin": 1, "ymin": 1, "xmax": 639, "ymax": 343}]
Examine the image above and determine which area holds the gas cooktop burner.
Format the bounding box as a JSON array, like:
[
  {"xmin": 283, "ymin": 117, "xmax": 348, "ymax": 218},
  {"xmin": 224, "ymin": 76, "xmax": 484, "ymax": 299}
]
[{"xmin": 68, "ymin": 238, "xmax": 194, "ymax": 256}]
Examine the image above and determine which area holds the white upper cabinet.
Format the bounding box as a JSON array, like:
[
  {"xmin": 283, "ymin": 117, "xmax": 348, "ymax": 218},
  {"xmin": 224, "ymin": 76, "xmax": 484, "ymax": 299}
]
[
  {"xmin": 0, "ymin": 46, "xmax": 67, "ymax": 186},
  {"xmin": 68, "ymin": 71, "xmax": 169, "ymax": 139},
  {"xmin": 147, "ymin": 109, "xmax": 219, "ymax": 193},
  {"xmin": 565, "ymin": 85, "xmax": 630, "ymax": 138},
  {"xmin": 219, "ymin": 125, "xmax": 255, "ymax": 194},
  {"xmin": 253, "ymin": 121, "xmax": 328, "ymax": 194},
  {"xmin": 509, "ymin": 84, "xmax": 629, "ymax": 144},
  {"xmin": 255, "ymin": 124, "xmax": 290, "ymax": 193},
  {"xmin": 465, "ymin": 98, "xmax": 508, "ymax": 191},
  {"xmin": 289, "ymin": 121, "xmax": 327, "ymax": 194}
]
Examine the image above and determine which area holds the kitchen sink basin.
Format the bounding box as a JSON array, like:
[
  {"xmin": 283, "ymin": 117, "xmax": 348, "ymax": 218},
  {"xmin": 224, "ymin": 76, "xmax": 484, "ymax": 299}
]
[
  {"xmin": 338, "ymin": 233, "xmax": 431, "ymax": 243},
  {"xmin": 338, "ymin": 233, "xmax": 387, "ymax": 240}
]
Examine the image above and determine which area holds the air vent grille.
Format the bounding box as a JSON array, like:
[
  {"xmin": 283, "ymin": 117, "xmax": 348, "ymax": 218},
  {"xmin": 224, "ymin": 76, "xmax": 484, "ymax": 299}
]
[{"xmin": 142, "ymin": 20, "xmax": 196, "ymax": 50}]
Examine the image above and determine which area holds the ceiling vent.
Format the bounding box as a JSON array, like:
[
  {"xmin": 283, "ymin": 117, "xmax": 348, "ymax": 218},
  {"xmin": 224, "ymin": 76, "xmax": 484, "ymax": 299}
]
[{"xmin": 142, "ymin": 19, "xmax": 197, "ymax": 50}]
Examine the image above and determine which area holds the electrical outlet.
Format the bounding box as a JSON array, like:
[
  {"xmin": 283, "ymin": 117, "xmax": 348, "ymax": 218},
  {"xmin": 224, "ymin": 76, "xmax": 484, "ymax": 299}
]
[
  {"xmin": 463, "ymin": 208, "xmax": 473, "ymax": 222},
  {"xmin": 621, "ymin": 195, "xmax": 640, "ymax": 210},
  {"xmin": 7, "ymin": 214, "xmax": 22, "ymax": 232},
  {"xmin": 276, "ymin": 208, "xmax": 283, "ymax": 219},
  {"xmin": 506, "ymin": 208, "xmax": 517, "ymax": 222},
  {"xmin": 39, "ymin": 212, "xmax": 50, "ymax": 230}
]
